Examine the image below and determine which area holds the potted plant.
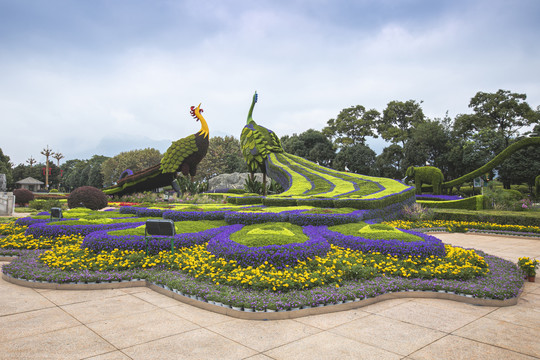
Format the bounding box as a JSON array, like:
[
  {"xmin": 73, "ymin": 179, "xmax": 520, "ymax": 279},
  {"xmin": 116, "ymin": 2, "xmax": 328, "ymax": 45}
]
[{"xmin": 518, "ymin": 257, "xmax": 539, "ymax": 282}]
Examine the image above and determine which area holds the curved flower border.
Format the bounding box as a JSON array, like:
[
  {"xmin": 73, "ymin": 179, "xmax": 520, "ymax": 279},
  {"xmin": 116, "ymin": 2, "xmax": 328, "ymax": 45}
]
[
  {"xmin": 206, "ymin": 225, "xmax": 331, "ymax": 269},
  {"xmin": 82, "ymin": 225, "xmax": 229, "ymax": 254},
  {"xmin": 319, "ymin": 226, "xmax": 446, "ymax": 258}
]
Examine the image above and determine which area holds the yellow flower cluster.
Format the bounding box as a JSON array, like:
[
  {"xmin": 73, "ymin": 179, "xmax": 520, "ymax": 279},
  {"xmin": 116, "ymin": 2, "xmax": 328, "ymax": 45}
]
[
  {"xmin": 0, "ymin": 222, "xmax": 27, "ymax": 236},
  {"xmin": 385, "ymin": 219, "xmax": 540, "ymax": 234},
  {"xmin": 39, "ymin": 233, "xmax": 489, "ymax": 291}
]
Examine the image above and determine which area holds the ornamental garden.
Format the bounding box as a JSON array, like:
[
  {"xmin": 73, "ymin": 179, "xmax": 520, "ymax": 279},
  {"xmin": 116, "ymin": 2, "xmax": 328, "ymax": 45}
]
[
  {"xmin": 1, "ymin": 95, "xmax": 539, "ymax": 314},
  {"xmin": 1, "ymin": 179, "xmax": 538, "ymax": 312}
]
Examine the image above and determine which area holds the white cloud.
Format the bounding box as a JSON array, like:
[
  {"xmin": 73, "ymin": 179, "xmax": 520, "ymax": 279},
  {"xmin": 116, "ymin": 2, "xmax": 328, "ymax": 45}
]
[{"xmin": 0, "ymin": 0, "xmax": 539, "ymax": 166}]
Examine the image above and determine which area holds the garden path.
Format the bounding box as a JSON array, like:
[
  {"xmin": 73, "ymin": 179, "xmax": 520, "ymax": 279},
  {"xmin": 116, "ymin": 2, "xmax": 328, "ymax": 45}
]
[{"xmin": 0, "ymin": 233, "xmax": 539, "ymax": 359}]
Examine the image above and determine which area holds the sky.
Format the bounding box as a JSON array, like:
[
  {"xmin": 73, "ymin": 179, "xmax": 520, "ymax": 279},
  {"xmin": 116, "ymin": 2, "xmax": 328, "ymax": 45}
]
[{"xmin": 1, "ymin": 0, "xmax": 539, "ymax": 166}]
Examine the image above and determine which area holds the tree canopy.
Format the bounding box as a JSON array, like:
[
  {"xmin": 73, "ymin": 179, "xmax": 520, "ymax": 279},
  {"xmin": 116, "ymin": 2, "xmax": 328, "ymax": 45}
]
[
  {"xmin": 454, "ymin": 89, "xmax": 538, "ymax": 147},
  {"xmin": 378, "ymin": 100, "xmax": 426, "ymax": 147},
  {"xmin": 196, "ymin": 136, "xmax": 247, "ymax": 180},
  {"xmin": 101, "ymin": 148, "xmax": 161, "ymax": 187},
  {"xmin": 281, "ymin": 129, "xmax": 335, "ymax": 167},
  {"xmin": 323, "ymin": 105, "xmax": 380, "ymax": 147}
]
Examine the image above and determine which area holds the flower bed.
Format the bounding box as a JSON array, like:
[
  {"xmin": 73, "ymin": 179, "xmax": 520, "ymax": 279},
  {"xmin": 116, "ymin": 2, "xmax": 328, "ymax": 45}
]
[
  {"xmin": 82, "ymin": 226, "xmax": 227, "ymax": 254},
  {"xmin": 319, "ymin": 226, "xmax": 446, "ymax": 258},
  {"xmin": 25, "ymin": 220, "xmax": 145, "ymax": 238},
  {"xmin": 206, "ymin": 225, "xmax": 331, "ymax": 269}
]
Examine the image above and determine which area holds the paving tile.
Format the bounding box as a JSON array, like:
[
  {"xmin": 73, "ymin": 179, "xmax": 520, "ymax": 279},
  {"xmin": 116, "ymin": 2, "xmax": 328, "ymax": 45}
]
[
  {"xmin": 84, "ymin": 351, "xmax": 133, "ymax": 360},
  {"xmin": 38, "ymin": 288, "xmax": 127, "ymax": 306},
  {"xmin": 0, "ymin": 325, "xmax": 116, "ymax": 360},
  {"xmin": 165, "ymin": 304, "xmax": 233, "ymax": 327},
  {"xmin": 0, "ymin": 307, "xmax": 80, "ymax": 342},
  {"xmin": 0, "ymin": 281, "xmax": 56, "ymax": 316},
  {"xmin": 409, "ymin": 334, "xmax": 536, "ymax": 360},
  {"xmin": 265, "ymin": 331, "xmax": 401, "ymax": 360},
  {"xmin": 207, "ymin": 318, "xmax": 321, "ymax": 352},
  {"xmin": 453, "ymin": 317, "xmax": 540, "ymax": 357},
  {"xmin": 61, "ymin": 293, "xmax": 158, "ymax": 324},
  {"xmin": 244, "ymin": 355, "xmax": 275, "ymax": 360},
  {"xmin": 131, "ymin": 288, "xmax": 182, "ymax": 308},
  {"xmin": 517, "ymin": 292, "xmax": 540, "ymax": 308},
  {"xmin": 376, "ymin": 300, "xmax": 480, "ymax": 332},
  {"xmin": 122, "ymin": 328, "xmax": 257, "ymax": 360},
  {"xmin": 359, "ymin": 298, "xmax": 413, "ymax": 314},
  {"xmin": 330, "ymin": 314, "xmax": 446, "ymax": 356},
  {"xmin": 293, "ymin": 308, "xmax": 370, "ymax": 330},
  {"xmin": 487, "ymin": 300, "xmax": 540, "ymax": 329},
  {"xmin": 86, "ymin": 308, "xmax": 200, "ymax": 349},
  {"xmin": 410, "ymin": 298, "xmax": 497, "ymax": 317}
]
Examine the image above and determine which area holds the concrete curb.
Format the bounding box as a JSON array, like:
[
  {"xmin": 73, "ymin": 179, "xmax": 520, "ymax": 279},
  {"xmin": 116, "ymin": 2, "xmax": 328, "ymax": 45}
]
[{"xmin": 2, "ymin": 272, "xmax": 521, "ymax": 321}]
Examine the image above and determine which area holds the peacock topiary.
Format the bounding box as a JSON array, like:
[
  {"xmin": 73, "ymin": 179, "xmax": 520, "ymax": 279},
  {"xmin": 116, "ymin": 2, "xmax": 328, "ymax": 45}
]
[{"xmin": 240, "ymin": 92, "xmax": 283, "ymax": 195}]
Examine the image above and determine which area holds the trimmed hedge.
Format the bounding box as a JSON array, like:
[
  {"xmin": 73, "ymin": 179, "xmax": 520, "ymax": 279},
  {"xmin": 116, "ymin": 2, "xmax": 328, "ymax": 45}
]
[
  {"xmin": 443, "ymin": 137, "xmax": 540, "ymax": 190},
  {"xmin": 418, "ymin": 195, "xmax": 486, "ymax": 211},
  {"xmin": 262, "ymin": 197, "xmax": 299, "ymax": 207},
  {"xmin": 433, "ymin": 209, "xmax": 540, "ymax": 227}
]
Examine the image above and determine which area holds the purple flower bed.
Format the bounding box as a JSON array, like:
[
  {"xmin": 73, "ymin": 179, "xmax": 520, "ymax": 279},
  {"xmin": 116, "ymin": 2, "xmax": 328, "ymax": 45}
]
[
  {"xmin": 224, "ymin": 211, "xmax": 290, "ymax": 225},
  {"xmin": 119, "ymin": 206, "xmax": 139, "ymax": 214},
  {"xmin": 206, "ymin": 225, "xmax": 331, "ymax": 269},
  {"xmin": 82, "ymin": 226, "xmax": 229, "ymax": 253},
  {"xmin": 319, "ymin": 227, "xmax": 446, "ymax": 258},
  {"xmin": 416, "ymin": 194, "xmax": 463, "ymax": 201},
  {"xmin": 134, "ymin": 207, "xmax": 166, "ymax": 217},
  {"xmin": 163, "ymin": 210, "xmax": 231, "ymax": 221},
  {"xmin": 15, "ymin": 217, "xmax": 76, "ymax": 227},
  {"xmin": 25, "ymin": 221, "xmax": 145, "ymax": 239},
  {"xmin": 287, "ymin": 209, "xmax": 365, "ymax": 226}
]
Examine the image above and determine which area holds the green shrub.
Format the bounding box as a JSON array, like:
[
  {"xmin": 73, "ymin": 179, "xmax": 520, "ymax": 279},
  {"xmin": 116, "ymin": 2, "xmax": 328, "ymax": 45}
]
[
  {"xmin": 262, "ymin": 197, "xmax": 298, "ymax": 207},
  {"xmin": 28, "ymin": 198, "xmax": 64, "ymax": 211},
  {"xmin": 418, "ymin": 195, "xmax": 486, "ymax": 211},
  {"xmin": 13, "ymin": 189, "xmax": 34, "ymax": 205},
  {"xmin": 67, "ymin": 186, "xmax": 108, "ymax": 210},
  {"xmin": 230, "ymin": 222, "xmax": 307, "ymax": 247},
  {"xmin": 401, "ymin": 203, "xmax": 435, "ymax": 221},
  {"xmin": 234, "ymin": 196, "xmax": 263, "ymax": 205},
  {"xmin": 433, "ymin": 209, "xmax": 540, "ymax": 227},
  {"xmin": 49, "ymin": 189, "xmax": 59, "ymax": 193},
  {"xmin": 296, "ymin": 198, "xmax": 335, "ymax": 208},
  {"xmin": 228, "ymin": 189, "xmax": 246, "ymax": 194}
]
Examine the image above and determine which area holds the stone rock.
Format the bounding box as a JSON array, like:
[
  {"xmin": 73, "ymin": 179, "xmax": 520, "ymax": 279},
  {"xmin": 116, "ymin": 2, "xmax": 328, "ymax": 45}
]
[{"xmin": 208, "ymin": 172, "xmax": 263, "ymax": 192}]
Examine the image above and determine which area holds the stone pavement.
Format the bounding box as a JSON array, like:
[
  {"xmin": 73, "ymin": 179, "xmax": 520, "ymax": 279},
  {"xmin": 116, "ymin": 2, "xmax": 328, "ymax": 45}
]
[{"xmin": 0, "ymin": 233, "xmax": 539, "ymax": 359}]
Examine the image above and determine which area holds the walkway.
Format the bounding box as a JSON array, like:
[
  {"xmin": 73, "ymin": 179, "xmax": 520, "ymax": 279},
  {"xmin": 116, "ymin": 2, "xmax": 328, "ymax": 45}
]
[{"xmin": 0, "ymin": 233, "xmax": 539, "ymax": 359}]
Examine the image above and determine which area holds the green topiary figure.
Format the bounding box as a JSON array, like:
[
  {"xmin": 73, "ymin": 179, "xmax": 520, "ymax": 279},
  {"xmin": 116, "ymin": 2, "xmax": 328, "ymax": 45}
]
[
  {"xmin": 13, "ymin": 188, "xmax": 34, "ymax": 205},
  {"xmin": 68, "ymin": 186, "xmax": 108, "ymax": 210},
  {"xmin": 103, "ymin": 104, "xmax": 210, "ymax": 197},
  {"xmin": 240, "ymin": 92, "xmax": 283, "ymax": 195},
  {"xmin": 404, "ymin": 166, "xmax": 444, "ymax": 195}
]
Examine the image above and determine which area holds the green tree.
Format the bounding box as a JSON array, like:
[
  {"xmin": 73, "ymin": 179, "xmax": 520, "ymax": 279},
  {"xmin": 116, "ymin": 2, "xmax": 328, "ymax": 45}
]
[
  {"xmin": 378, "ymin": 100, "xmax": 426, "ymax": 148},
  {"xmin": 0, "ymin": 148, "xmax": 13, "ymax": 190},
  {"xmin": 197, "ymin": 136, "xmax": 247, "ymax": 180},
  {"xmin": 333, "ymin": 144, "xmax": 377, "ymax": 176},
  {"xmin": 498, "ymin": 140, "xmax": 540, "ymax": 192},
  {"xmin": 375, "ymin": 144, "xmax": 404, "ymax": 179},
  {"xmin": 100, "ymin": 148, "xmax": 162, "ymax": 187},
  {"xmin": 323, "ymin": 105, "xmax": 380, "ymax": 147},
  {"xmin": 282, "ymin": 129, "xmax": 335, "ymax": 167},
  {"xmin": 402, "ymin": 119, "xmax": 452, "ymax": 172},
  {"xmin": 454, "ymin": 89, "xmax": 538, "ymax": 148}
]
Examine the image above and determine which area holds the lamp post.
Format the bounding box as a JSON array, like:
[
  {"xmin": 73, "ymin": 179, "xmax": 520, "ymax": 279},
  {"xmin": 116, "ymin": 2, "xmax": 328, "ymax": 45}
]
[{"xmin": 41, "ymin": 146, "xmax": 54, "ymax": 190}]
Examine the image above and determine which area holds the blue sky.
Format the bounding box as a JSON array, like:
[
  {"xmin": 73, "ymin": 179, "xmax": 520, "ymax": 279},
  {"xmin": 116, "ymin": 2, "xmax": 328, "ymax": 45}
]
[{"xmin": 1, "ymin": 0, "xmax": 539, "ymax": 166}]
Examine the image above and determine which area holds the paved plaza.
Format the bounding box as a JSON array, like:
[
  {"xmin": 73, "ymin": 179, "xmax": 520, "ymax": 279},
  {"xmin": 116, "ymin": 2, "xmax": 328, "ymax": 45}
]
[{"xmin": 0, "ymin": 233, "xmax": 539, "ymax": 359}]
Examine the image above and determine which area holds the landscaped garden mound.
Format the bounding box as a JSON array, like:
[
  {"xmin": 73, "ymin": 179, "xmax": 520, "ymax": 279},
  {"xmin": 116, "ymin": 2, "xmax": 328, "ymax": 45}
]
[{"xmin": 0, "ymin": 204, "xmax": 529, "ymax": 311}]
